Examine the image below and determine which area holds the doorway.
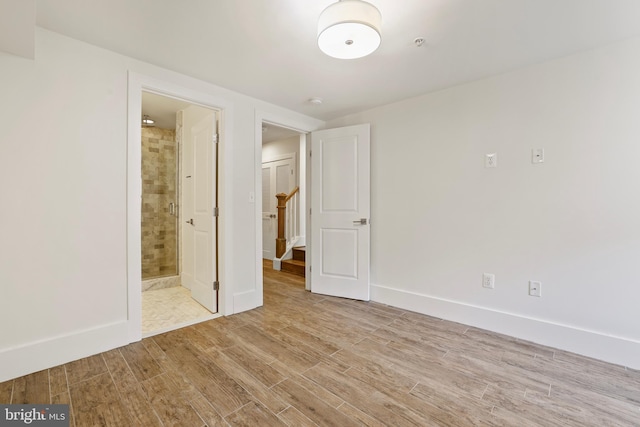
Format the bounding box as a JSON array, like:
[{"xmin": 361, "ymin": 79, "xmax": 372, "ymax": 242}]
[
  {"xmin": 260, "ymin": 122, "xmax": 309, "ymax": 289},
  {"xmin": 256, "ymin": 119, "xmax": 372, "ymax": 303},
  {"xmin": 140, "ymin": 91, "xmax": 219, "ymax": 337},
  {"xmin": 262, "ymin": 156, "xmax": 296, "ymax": 260}
]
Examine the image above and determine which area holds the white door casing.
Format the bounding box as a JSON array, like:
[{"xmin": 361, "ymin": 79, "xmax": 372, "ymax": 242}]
[
  {"xmin": 311, "ymin": 124, "xmax": 370, "ymax": 301},
  {"xmin": 183, "ymin": 113, "xmax": 217, "ymax": 312},
  {"xmin": 261, "ymin": 156, "xmax": 295, "ymax": 259}
]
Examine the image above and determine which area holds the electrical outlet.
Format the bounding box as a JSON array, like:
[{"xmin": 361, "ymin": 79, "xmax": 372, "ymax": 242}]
[
  {"xmin": 485, "ymin": 153, "xmax": 497, "ymax": 168},
  {"xmin": 529, "ymin": 280, "xmax": 541, "ymax": 297},
  {"xmin": 483, "ymin": 273, "xmax": 495, "ymax": 289}
]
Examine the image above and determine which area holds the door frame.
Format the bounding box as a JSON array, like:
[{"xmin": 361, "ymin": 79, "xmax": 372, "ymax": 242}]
[
  {"xmin": 127, "ymin": 72, "xmax": 232, "ymax": 343},
  {"xmin": 261, "ymin": 153, "xmax": 297, "ymax": 261},
  {"xmin": 255, "ymin": 112, "xmax": 319, "ymax": 303}
]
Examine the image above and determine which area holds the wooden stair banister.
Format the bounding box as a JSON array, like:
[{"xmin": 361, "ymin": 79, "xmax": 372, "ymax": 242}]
[{"xmin": 275, "ymin": 186, "xmax": 299, "ymax": 258}]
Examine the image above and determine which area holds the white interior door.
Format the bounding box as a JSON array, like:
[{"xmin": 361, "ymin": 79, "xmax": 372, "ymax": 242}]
[
  {"xmin": 262, "ymin": 166, "xmax": 276, "ymax": 259},
  {"xmin": 311, "ymin": 124, "xmax": 370, "ymax": 301},
  {"xmin": 261, "ymin": 157, "xmax": 295, "ymax": 259},
  {"xmin": 183, "ymin": 113, "xmax": 217, "ymax": 312}
]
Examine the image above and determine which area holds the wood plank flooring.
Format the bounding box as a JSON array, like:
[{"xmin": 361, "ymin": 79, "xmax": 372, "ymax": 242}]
[{"xmin": 1, "ymin": 262, "xmax": 639, "ymax": 426}]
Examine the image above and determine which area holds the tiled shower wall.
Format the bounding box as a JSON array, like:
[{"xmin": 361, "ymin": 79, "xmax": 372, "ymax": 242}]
[{"xmin": 141, "ymin": 127, "xmax": 178, "ymax": 280}]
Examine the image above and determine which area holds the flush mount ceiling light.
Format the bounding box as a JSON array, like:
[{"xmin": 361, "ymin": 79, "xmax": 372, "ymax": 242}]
[
  {"xmin": 142, "ymin": 115, "xmax": 155, "ymax": 126},
  {"xmin": 318, "ymin": 0, "xmax": 381, "ymax": 59}
]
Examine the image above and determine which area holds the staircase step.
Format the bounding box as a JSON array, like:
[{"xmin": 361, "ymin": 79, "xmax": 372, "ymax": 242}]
[
  {"xmin": 292, "ymin": 246, "xmax": 306, "ymax": 262},
  {"xmin": 281, "ymin": 259, "xmax": 305, "ymax": 277}
]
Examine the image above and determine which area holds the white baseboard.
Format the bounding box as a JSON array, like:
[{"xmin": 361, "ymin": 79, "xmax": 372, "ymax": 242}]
[
  {"xmin": 233, "ymin": 290, "xmax": 258, "ymax": 314},
  {"xmin": 0, "ymin": 321, "xmax": 129, "ymax": 382},
  {"xmin": 372, "ymin": 284, "xmax": 640, "ymax": 370}
]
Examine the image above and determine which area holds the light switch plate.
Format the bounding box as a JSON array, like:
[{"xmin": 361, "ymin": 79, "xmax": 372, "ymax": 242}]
[
  {"xmin": 532, "ymin": 148, "xmax": 544, "ymax": 164},
  {"xmin": 529, "ymin": 280, "xmax": 541, "ymax": 297},
  {"xmin": 485, "ymin": 153, "xmax": 497, "ymax": 168}
]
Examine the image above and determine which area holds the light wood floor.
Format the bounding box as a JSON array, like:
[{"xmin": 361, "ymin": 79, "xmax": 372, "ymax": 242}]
[{"xmin": 2, "ymin": 264, "xmax": 639, "ymax": 426}]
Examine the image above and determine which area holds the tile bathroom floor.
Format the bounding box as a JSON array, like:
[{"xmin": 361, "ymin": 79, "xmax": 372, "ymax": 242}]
[{"xmin": 142, "ymin": 286, "xmax": 217, "ymax": 336}]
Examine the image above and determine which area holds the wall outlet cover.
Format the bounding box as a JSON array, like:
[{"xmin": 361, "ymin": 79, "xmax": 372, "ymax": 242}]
[{"xmin": 483, "ymin": 273, "xmax": 495, "ymax": 289}]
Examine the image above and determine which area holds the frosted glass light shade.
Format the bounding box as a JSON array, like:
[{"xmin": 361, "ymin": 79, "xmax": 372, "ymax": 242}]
[{"xmin": 318, "ymin": 0, "xmax": 381, "ymax": 59}]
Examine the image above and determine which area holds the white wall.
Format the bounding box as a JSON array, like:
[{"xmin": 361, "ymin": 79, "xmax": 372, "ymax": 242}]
[
  {"xmin": 0, "ymin": 0, "xmax": 35, "ymax": 59},
  {"xmin": 327, "ymin": 36, "xmax": 640, "ymax": 368},
  {"xmin": 262, "ymin": 135, "xmax": 300, "ymax": 173},
  {"xmin": 0, "ymin": 28, "xmax": 323, "ymax": 382}
]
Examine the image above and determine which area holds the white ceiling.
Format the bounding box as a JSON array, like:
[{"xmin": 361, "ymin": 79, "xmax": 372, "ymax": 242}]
[{"xmin": 36, "ymin": 0, "xmax": 640, "ymax": 121}]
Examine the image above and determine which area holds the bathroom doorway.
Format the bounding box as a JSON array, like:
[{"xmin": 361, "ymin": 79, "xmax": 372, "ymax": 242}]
[{"xmin": 140, "ymin": 91, "xmax": 219, "ymax": 336}]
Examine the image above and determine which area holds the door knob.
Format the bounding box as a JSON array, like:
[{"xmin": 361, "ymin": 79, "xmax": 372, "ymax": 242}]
[
  {"xmin": 186, "ymin": 218, "xmax": 194, "ymax": 225},
  {"xmin": 353, "ymin": 218, "xmax": 367, "ymax": 225}
]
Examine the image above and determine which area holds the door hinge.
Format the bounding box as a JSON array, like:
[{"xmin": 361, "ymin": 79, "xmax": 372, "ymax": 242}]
[
  {"xmin": 309, "ymin": 208, "xmax": 312, "ymax": 215},
  {"xmin": 213, "ymin": 281, "xmax": 220, "ymax": 291},
  {"xmin": 212, "ymin": 134, "xmax": 219, "ymax": 144},
  {"xmin": 213, "ymin": 206, "xmax": 219, "ymax": 217},
  {"xmin": 291, "ymin": 169, "xmax": 293, "ymax": 175}
]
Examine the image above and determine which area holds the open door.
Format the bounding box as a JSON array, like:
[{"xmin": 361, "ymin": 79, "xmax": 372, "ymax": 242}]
[
  {"xmin": 183, "ymin": 112, "xmax": 218, "ymax": 312},
  {"xmin": 311, "ymin": 124, "xmax": 370, "ymax": 301}
]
